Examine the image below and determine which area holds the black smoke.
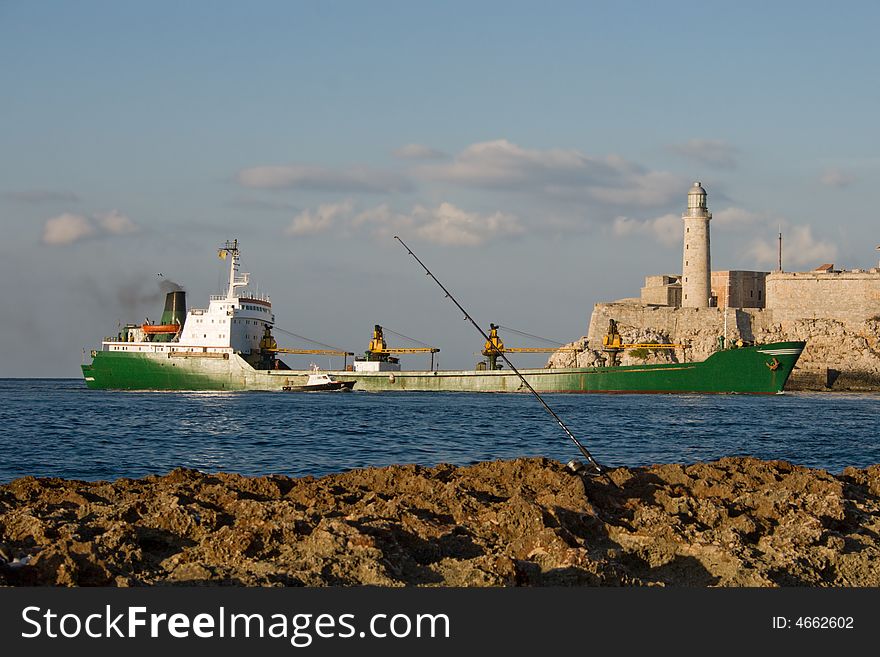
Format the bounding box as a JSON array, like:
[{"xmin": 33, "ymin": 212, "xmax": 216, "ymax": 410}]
[{"xmin": 113, "ymin": 275, "xmax": 185, "ymax": 316}]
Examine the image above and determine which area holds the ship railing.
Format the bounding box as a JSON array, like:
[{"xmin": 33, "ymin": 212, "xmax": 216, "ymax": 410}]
[{"xmin": 209, "ymin": 293, "xmax": 271, "ymax": 302}]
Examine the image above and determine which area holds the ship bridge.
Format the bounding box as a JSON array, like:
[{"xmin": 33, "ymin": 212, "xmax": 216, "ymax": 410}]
[
  {"xmin": 179, "ymin": 240, "xmax": 273, "ymax": 353},
  {"xmin": 100, "ymin": 240, "xmax": 274, "ymax": 357}
]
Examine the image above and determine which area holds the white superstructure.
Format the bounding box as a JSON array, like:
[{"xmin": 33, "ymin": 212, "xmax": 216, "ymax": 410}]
[{"xmin": 101, "ymin": 240, "xmax": 274, "ymax": 357}]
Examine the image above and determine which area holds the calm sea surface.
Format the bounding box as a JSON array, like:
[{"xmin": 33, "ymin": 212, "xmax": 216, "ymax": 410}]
[{"xmin": 0, "ymin": 379, "xmax": 878, "ymax": 482}]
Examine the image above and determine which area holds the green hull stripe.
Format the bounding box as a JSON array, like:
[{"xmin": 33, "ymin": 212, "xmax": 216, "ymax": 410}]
[{"xmin": 82, "ymin": 342, "xmax": 805, "ymax": 394}]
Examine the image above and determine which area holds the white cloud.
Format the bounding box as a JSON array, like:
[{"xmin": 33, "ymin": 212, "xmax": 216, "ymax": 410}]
[
  {"xmin": 819, "ymin": 168, "xmax": 855, "ymax": 188},
  {"xmin": 285, "ymin": 200, "xmax": 354, "ymax": 236},
  {"xmin": 236, "ymin": 165, "xmax": 412, "ymax": 193},
  {"xmin": 96, "ymin": 210, "xmax": 138, "ymax": 235},
  {"xmin": 612, "ymin": 214, "xmax": 681, "ymax": 247},
  {"xmin": 41, "ymin": 210, "xmax": 140, "ymax": 245},
  {"xmin": 286, "ymin": 200, "xmax": 523, "ymax": 246},
  {"xmin": 349, "ymin": 203, "xmax": 408, "ymax": 237},
  {"xmin": 410, "ymin": 202, "xmax": 524, "ymax": 246},
  {"xmin": 42, "ymin": 213, "xmax": 95, "ymax": 245},
  {"xmin": 419, "ymin": 139, "xmax": 604, "ymax": 187},
  {"xmin": 746, "ymin": 225, "xmax": 837, "ymax": 268},
  {"xmin": 416, "ymin": 139, "xmax": 684, "ymax": 208},
  {"xmin": 392, "ymin": 143, "xmax": 447, "ymax": 160},
  {"xmin": 667, "ymin": 139, "xmax": 739, "ymax": 169}
]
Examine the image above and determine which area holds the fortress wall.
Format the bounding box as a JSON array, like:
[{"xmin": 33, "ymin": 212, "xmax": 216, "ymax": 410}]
[
  {"xmin": 640, "ymin": 285, "xmax": 680, "ymax": 306},
  {"xmin": 766, "ymin": 272, "xmax": 880, "ymax": 323},
  {"xmin": 713, "ymin": 271, "xmax": 767, "ymax": 309},
  {"xmin": 587, "ymin": 303, "xmax": 774, "ymax": 345},
  {"xmin": 586, "ymin": 303, "xmax": 773, "ymax": 363}
]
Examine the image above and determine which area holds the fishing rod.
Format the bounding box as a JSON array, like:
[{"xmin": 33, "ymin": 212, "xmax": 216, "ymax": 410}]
[{"xmin": 394, "ymin": 235, "xmax": 613, "ymax": 484}]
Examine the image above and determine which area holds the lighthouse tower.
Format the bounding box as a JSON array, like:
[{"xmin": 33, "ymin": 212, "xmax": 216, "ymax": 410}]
[{"xmin": 682, "ymin": 181, "xmax": 712, "ymax": 308}]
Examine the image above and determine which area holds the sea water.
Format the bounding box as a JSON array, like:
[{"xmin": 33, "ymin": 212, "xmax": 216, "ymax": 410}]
[{"xmin": 0, "ymin": 378, "xmax": 878, "ymax": 482}]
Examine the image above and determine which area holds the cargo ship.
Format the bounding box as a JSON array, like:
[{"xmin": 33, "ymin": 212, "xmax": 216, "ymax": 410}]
[{"xmin": 81, "ymin": 240, "xmax": 804, "ymax": 393}]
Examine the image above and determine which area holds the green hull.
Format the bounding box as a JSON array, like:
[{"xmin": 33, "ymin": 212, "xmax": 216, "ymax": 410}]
[{"xmin": 82, "ymin": 342, "xmax": 805, "ymax": 394}]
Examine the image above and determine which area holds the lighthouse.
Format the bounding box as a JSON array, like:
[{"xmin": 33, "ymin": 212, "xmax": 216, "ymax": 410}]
[{"xmin": 682, "ymin": 181, "xmax": 712, "ymax": 307}]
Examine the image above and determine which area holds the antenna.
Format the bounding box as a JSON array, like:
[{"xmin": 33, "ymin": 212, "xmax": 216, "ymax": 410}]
[
  {"xmin": 778, "ymin": 227, "xmax": 783, "ymax": 272},
  {"xmin": 394, "ymin": 235, "xmax": 613, "ymax": 484}
]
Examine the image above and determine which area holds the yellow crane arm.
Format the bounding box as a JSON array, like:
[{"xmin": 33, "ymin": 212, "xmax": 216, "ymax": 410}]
[
  {"xmin": 267, "ymin": 348, "xmax": 354, "ymax": 356},
  {"xmin": 498, "ymin": 347, "xmax": 579, "ymax": 353},
  {"xmin": 372, "ymin": 347, "xmax": 440, "ymax": 354}
]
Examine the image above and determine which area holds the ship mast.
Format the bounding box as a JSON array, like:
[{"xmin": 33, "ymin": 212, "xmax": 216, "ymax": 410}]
[{"xmin": 218, "ymin": 239, "xmax": 250, "ymax": 299}]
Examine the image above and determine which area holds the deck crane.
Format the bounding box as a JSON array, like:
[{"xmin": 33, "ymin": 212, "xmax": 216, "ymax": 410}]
[
  {"xmin": 600, "ymin": 319, "xmax": 680, "ymax": 367},
  {"xmin": 481, "ymin": 324, "xmax": 580, "ymax": 370},
  {"xmin": 364, "ymin": 325, "xmax": 440, "ymax": 370},
  {"xmin": 258, "ymin": 326, "xmax": 354, "ymax": 369}
]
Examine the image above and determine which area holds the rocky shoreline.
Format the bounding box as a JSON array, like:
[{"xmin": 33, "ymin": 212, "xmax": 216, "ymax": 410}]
[{"xmin": 1, "ymin": 457, "xmax": 879, "ymax": 586}]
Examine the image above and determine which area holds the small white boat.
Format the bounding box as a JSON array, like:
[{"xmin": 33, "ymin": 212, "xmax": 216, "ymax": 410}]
[{"xmin": 282, "ymin": 365, "xmax": 355, "ymax": 392}]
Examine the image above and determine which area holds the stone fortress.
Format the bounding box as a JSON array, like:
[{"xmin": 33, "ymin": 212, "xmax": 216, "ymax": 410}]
[{"xmin": 549, "ymin": 182, "xmax": 880, "ymax": 389}]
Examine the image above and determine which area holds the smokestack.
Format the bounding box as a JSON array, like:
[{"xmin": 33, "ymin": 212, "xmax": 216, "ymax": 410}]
[{"xmin": 160, "ymin": 290, "xmax": 187, "ymax": 326}]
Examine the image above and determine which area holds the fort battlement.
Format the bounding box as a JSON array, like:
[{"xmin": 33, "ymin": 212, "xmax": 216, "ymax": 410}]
[{"xmin": 766, "ymin": 270, "xmax": 880, "ymax": 323}]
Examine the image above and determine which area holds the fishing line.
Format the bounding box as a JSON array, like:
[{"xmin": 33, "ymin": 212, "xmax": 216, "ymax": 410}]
[
  {"xmin": 496, "ymin": 325, "xmax": 565, "ymax": 346},
  {"xmin": 382, "ymin": 326, "xmax": 436, "ymax": 349},
  {"xmin": 272, "ymin": 326, "xmax": 349, "ymax": 353}
]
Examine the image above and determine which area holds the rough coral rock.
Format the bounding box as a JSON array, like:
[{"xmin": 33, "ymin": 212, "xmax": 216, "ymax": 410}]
[{"xmin": 1, "ymin": 457, "xmax": 878, "ymax": 587}]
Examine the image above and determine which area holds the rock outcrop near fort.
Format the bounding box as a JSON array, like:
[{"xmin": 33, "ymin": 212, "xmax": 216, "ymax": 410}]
[
  {"xmin": 1, "ymin": 457, "xmax": 879, "ymax": 586},
  {"xmin": 546, "ymin": 303, "xmax": 880, "ymax": 389}
]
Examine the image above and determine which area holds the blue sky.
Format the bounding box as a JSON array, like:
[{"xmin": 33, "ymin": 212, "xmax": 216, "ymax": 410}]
[{"xmin": 2, "ymin": 1, "xmax": 878, "ymax": 376}]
